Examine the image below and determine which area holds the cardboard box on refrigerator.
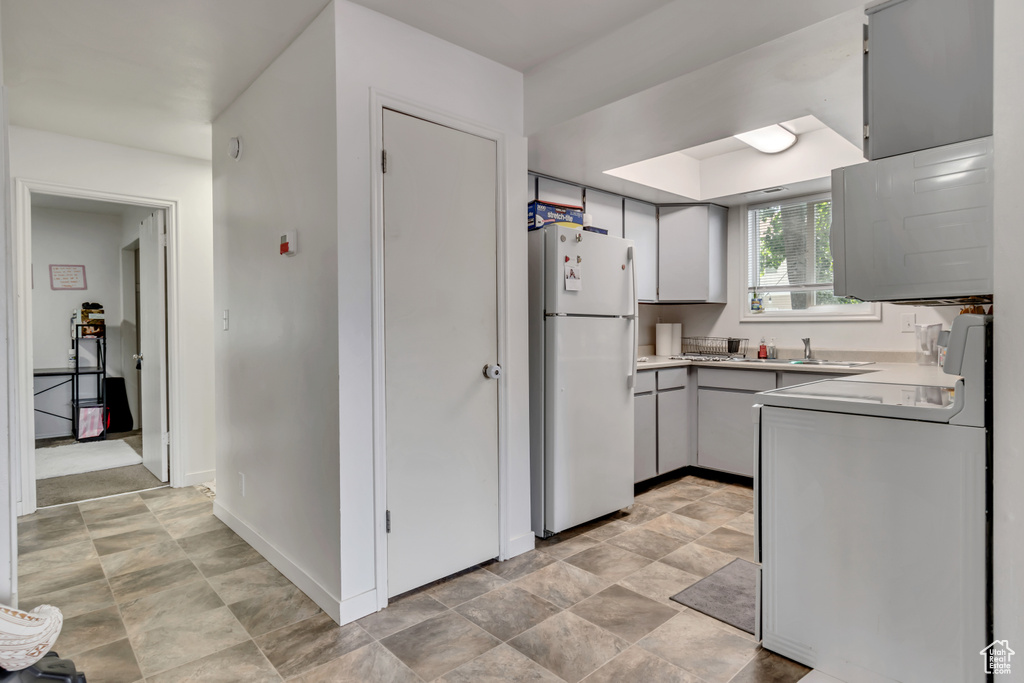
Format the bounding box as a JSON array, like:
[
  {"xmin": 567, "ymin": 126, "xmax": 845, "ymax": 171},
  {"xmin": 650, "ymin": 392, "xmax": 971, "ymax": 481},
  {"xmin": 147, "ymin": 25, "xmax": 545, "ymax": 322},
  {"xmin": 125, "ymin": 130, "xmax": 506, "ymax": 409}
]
[{"xmin": 528, "ymin": 201, "xmax": 584, "ymax": 231}]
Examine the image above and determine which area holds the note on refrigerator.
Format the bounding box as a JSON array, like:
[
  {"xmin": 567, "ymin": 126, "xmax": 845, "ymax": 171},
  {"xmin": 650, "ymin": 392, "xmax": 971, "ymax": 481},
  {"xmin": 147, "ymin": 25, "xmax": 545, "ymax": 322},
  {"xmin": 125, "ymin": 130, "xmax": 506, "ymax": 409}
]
[{"xmin": 564, "ymin": 264, "xmax": 582, "ymax": 291}]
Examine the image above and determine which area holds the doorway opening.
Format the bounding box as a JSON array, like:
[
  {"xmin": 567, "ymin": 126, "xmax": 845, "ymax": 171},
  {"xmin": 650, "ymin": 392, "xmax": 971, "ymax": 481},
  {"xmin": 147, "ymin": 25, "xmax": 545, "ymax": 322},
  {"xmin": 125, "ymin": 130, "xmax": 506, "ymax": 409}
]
[{"xmin": 13, "ymin": 182, "xmax": 178, "ymax": 513}]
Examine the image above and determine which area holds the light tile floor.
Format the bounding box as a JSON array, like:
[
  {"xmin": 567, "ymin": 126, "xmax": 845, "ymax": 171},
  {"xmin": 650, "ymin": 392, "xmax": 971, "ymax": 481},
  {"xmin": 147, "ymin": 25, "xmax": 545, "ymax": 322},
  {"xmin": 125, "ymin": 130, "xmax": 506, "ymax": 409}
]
[{"xmin": 17, "ymin": 473, "xmax": 810, "ymax": 682}]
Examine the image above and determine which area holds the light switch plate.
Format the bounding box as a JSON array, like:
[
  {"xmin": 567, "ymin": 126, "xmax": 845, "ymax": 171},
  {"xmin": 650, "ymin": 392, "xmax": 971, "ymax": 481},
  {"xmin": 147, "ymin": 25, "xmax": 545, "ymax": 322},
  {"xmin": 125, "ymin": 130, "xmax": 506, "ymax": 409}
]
[{"xmin": 901, "ymin": 313, "xmax": 916, "ymax": 333}]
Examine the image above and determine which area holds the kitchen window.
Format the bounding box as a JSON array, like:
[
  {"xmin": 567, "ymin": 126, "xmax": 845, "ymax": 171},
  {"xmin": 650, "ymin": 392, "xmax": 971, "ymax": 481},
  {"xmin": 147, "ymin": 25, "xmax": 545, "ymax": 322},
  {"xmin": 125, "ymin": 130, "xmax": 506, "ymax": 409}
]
[{"xmin": 743, "ymin": 193, "xmax": 879, "ymax": 321}]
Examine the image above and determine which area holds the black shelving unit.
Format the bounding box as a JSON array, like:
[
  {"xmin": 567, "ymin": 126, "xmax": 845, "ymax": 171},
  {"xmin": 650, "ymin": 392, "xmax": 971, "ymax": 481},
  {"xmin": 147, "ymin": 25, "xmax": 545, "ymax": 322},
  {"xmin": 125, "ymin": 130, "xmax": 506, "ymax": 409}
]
[
  {"xmin": 34, "ymin": 326, "xmax": 107, "ymax": 442},
  {"xmin": 72, "ymin": 324, "xmax": 107, "ymax": 441}
]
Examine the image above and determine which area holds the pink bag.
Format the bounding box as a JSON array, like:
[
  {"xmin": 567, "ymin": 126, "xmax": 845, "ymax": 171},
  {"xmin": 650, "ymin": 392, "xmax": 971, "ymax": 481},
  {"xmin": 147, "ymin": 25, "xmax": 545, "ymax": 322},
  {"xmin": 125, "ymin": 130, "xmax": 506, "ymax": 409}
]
[{"xmin": 77, "ymin": 407, "xmax": 104, "ymax": 439}]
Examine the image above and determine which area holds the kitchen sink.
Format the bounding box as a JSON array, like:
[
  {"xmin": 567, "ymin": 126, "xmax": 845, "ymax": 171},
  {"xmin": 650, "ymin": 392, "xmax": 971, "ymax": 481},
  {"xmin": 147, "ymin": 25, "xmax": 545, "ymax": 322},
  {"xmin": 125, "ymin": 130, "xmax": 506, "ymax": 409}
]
[{"xmin": 730, "ymin": 358, "xmax": 874, "ymax": 368}]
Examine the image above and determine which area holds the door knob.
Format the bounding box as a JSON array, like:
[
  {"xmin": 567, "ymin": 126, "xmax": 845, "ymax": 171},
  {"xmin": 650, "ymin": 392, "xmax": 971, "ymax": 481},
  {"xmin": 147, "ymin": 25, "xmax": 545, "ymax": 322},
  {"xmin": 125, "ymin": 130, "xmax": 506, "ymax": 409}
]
[{"xmin": 482, "ymin": 364, "xmax": 502, "ymax": 380}]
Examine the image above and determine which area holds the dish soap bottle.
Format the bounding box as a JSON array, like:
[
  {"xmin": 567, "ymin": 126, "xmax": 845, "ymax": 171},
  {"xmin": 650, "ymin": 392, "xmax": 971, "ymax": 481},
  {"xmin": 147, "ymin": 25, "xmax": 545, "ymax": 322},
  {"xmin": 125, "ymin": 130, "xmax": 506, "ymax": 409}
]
[
  {"xmin": 768, "ymin": 337, "xmax": 777, "ymax": 359},
  {"xmin": 758, "ymin": 337, "xmax": 768, "ymax": 359}
]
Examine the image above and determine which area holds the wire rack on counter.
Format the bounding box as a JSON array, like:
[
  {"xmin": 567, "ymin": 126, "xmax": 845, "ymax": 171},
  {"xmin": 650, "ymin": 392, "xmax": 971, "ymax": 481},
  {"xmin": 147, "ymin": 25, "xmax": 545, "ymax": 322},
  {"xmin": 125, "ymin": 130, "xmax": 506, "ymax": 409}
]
[{"xmin": 681, "ymin": 336, "xmax": 748, "ymax": 357}]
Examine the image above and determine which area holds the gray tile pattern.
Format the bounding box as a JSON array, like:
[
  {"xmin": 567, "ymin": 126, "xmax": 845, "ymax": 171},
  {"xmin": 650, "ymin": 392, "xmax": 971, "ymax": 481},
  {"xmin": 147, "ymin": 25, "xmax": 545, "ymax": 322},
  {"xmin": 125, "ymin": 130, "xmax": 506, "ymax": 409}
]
[
  {"xmin": 435, "ymin": 643, "xmax": 563, "ymax": 683},
  {"xmin": 18, "ymin": 473, "xmax": 781, "ymax": 682},
  {"xmin": 380, "ymin": 611, "xmax": 500, "ymax": 681},
  {"xmin": 568, "ymin": 584, "xmax": 676, "ymax": 643},
  {"xmin": 455, "ymin": 584, "xmax": 560, "ymax": 641}
]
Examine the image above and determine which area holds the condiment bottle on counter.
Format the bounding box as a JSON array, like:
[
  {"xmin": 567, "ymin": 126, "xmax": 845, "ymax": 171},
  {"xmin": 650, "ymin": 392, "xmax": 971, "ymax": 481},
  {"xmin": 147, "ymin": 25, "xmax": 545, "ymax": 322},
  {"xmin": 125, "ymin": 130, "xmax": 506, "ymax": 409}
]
[
  {"xmin": 758, "ymin": 337, "xmax": 768, "ymax": 359},
  {"xmin": 768, "ymin": 338, "xmax": 777, "ymax": 359}
]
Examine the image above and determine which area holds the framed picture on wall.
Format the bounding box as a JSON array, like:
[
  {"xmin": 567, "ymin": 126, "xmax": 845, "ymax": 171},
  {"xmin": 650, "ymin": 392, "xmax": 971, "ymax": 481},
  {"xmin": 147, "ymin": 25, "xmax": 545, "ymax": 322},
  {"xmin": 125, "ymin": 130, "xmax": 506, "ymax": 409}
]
[{"xmin": 49, "ymin": 264, "xmax": 87, "ymax": 290}]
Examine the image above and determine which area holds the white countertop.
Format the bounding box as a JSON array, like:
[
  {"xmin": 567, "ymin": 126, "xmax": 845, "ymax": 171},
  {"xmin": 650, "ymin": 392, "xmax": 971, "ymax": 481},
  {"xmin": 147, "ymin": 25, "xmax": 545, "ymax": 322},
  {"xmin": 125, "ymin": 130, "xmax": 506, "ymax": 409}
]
[{"xmin": 635, "ymin": 355, "xmax": 959, "ymax": 388}]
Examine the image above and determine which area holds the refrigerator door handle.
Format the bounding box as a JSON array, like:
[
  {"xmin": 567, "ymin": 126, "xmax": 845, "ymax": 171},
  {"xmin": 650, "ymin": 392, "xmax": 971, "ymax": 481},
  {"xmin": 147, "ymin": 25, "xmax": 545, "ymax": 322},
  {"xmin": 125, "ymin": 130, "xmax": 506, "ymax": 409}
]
[{"xmin": 628, "ymin": 246, "xmax": 638, "ymax": 389}]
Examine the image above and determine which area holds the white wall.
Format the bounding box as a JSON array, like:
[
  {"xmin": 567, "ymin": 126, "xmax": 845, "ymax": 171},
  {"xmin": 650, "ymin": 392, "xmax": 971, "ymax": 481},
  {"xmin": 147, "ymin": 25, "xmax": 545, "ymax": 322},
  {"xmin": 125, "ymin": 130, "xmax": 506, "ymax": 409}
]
[
  {"xmin": 992, "ymin": 0, "xmax": 1023, "ymax": 666},
  {"xmin": 9, "ymin": 127, "xmax": 216, "ymax": 485},
  {"xmin": 0, "ymin": 3, "xmax": 16, "ymax": 605},
  {"xmin": 31, "ymin": 208, "xmax": 123, "ymax": 437},
  {"xmin": 32, "ymin": 208, "xmax": 123, "ymax": 371},
  {"xmin": 332, "ymin": 0, "xmax": 528, "ymax": 621},
  {"xmin": 213, "ymin": 3, "xmax": 341, "ymax": 618},
  {"xmin": 672, "ymin": 207, "xmax": 958, "ymax": 355}
]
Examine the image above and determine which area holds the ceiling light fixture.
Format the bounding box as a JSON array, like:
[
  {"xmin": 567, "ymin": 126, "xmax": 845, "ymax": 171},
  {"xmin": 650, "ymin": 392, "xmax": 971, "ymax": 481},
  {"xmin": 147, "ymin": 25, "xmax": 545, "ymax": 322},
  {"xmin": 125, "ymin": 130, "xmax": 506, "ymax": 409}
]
[{"xmin": 734, "ymin": 124, "xmax": 797, "ymax": 154}]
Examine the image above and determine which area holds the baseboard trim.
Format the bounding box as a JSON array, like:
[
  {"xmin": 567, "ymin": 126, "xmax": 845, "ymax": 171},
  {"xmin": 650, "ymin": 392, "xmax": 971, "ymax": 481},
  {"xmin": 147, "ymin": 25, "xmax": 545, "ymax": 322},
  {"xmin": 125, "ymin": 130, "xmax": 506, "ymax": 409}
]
[
  {"xmin": 182, "ymin": 470, "xmax": 215, "ymax": 487},
  {"xmin": 213, "ymin": 501, "xmax": 342, "ymax": 623},
  {"xmin": 506, "ymin": 531, "xmax": 535, "ymax": 560},
  {"xmin": 339, "ymin": 589, "xmax": 379, "ymax": 624}
]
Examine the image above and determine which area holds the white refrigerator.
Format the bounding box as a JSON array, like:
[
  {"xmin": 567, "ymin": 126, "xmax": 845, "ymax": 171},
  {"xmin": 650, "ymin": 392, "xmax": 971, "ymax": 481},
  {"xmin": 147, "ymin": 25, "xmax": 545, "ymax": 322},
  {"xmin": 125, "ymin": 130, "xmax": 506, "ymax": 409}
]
[{"xmin": 529, "ymin": 226, "xmax": 637, "ymax": 537}]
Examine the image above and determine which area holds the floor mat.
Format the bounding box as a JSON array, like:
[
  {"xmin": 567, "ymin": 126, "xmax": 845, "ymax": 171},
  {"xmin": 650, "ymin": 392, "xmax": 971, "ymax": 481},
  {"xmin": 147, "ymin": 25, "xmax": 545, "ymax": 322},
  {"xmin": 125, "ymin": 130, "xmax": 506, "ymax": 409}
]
[
  {"xmin": 36, "ymin": 464, "xmax": 164, "ymax": 507},
  {"xmin": 36, "ymin": 439, "xmax": 142, "ymax": 479},
  {"xmin": 670, "ymin": 558, "xmax": 757, "ymax": 634}
]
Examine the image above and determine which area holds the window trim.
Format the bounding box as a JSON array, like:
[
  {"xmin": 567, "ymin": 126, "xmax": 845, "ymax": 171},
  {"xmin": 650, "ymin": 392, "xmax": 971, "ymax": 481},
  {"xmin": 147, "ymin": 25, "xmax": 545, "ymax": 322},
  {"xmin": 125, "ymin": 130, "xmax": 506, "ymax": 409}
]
[{"xmin": 739, "ymin": 192, "xmax": 881, "ymax": 322}]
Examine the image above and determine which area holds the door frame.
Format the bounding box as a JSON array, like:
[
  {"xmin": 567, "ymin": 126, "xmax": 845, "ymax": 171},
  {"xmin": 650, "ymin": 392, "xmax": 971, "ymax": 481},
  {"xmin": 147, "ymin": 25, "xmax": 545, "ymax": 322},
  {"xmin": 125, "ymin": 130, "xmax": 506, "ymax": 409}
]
[
  {"xmin": 370, "ymin": 91, "xmax": 511, "ymax": 609},
  {"xmin": 11, "ymin": 178, "xmax": 183, "ymax": 515}
]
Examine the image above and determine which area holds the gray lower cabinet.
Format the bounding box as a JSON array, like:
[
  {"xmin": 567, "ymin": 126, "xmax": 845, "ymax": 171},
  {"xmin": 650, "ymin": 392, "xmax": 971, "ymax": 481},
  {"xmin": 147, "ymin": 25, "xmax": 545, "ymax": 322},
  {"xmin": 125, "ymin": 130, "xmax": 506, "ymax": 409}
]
[
  {"xmin": 696, "ymin": 368, "xmax": 843, "ymax": 476},
  {"xmin": 634, "ymin": 369, "xmax": 692, "ymax": 483},
  {"xmin": 697, "ymin": 389, "xmax": 761, "ymax": 477},
  {"xmin": 634, "ymin": 393, "xmax": 658, "ymax": 483},
  {"xmin": 657, "ymin": 388, "xmax": 689, "ymax": 472}
]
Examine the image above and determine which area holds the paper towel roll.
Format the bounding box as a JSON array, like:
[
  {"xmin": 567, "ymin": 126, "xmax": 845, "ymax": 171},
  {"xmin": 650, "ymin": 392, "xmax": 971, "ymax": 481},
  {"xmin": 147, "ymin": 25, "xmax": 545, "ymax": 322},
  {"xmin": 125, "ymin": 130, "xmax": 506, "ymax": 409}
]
[
  {"xmin": 671, "ymin": 323, "xmax": 682, "ymax": 355},
  {"xmin": 656, "ymin": 323, "xmax": 673, "ymax": 357}
]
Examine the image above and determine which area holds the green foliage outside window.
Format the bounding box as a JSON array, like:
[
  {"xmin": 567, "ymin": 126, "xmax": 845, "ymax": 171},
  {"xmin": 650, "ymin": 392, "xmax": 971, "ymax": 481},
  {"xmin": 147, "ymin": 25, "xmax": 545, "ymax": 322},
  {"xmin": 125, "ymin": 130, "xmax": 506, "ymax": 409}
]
[{"xmin": 752, "ymin": 198, "xmax": 859, "ymax": 310}]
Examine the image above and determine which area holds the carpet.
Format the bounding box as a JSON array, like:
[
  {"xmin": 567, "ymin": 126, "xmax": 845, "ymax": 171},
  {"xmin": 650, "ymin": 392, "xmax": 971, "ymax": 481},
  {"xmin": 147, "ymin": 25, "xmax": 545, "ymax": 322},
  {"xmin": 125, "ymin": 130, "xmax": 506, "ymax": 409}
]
[
  {"xmin": 671, "ymin": 558, "xmax": 758, "ymax": 634},
  {"xmin": 36, "ymin": 439, "xmax": 142, "ymax": 479},
  {"xmin": 36, "ymin": 464, "xmax": 164, "ymax": 508}
]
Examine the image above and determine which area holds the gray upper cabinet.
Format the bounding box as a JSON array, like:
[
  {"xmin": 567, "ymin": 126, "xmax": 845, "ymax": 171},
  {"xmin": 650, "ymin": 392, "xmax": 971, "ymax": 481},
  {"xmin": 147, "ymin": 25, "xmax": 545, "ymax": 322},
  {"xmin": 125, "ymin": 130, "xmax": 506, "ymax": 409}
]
[
  {"xmin": 584, "ymin": 189, "xmax": 624, "ymax": 238},
  {"xmin": 537, "ymin": 177, "xmax": 583, "ymax": 207},
  {"xmin": 832, "ymin": 136, "xmax": 993, "ymax": 302},
  {"xmin": 624, "ymin": 199, "xmax": 658, "ymax": 302},
  {"xmin": 657, "ymin": 204, "xmax": 727, "ymax": 303},
  {"xmin": 865, "ymin": 0, "xmax": 993, "ymax": 160}
]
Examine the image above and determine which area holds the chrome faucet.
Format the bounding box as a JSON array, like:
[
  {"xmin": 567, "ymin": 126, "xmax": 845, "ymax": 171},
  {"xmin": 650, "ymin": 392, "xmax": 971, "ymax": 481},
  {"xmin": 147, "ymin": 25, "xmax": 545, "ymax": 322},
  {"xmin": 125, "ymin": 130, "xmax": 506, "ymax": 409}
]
[{"xmin": 802, "ymin": 338, "xmax": 812, "ymax": 360}]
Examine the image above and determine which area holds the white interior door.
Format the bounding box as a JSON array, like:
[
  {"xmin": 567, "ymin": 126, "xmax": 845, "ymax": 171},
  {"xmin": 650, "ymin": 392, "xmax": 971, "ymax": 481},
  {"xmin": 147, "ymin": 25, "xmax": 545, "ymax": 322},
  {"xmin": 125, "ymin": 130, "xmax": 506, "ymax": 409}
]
[
  {"xmin": 138, "ymin": 212, "xmax": 168, "ymax": 482},
  {"xmin": 383, "ymin": 108, "xmax": 499, "ymax": 597}
]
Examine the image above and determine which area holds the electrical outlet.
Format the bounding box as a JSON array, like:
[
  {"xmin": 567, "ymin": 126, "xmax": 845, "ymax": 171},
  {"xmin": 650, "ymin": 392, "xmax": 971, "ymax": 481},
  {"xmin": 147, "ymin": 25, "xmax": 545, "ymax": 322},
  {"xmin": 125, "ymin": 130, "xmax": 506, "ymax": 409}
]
[
  {"xmin": 901, "ymin": 313, "xmax": 916, "ymax": 333},
  {"xmin": 239, "ymin": 472, "xmax": 245, "ymax": 497}
]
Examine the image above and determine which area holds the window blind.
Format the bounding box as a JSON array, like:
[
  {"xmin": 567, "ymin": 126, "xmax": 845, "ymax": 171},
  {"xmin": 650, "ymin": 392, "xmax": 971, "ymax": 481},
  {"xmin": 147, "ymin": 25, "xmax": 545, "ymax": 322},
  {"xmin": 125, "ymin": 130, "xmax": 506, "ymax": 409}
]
[{"xmin": 747, "ymin": 194, "xmax": 833, "ymax": 295}]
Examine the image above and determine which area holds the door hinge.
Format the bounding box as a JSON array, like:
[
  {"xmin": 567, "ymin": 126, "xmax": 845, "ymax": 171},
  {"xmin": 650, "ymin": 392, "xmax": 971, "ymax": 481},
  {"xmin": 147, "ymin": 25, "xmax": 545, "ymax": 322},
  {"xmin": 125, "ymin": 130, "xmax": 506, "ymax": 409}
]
[
  {"xmin": 159, "ymin": 234, "xmax": 168, "ymax": 247},
  {"xmin": 162, "ymin": 432, "xmax": 170, "ymax": 448},
  {"xmin": 382, "ymin": 149, "xmax": 387, "ymax": 174},
  {"xmin": 863, "ymin": 37, "xmax": 869, "ymax": 53},
  {"xmin": 386, "ymin": 510, "xmax": 391, "ymax": 533},
  {"xmin": 863, "ymin": 124, "xmax": 870, "ymax": 139}
]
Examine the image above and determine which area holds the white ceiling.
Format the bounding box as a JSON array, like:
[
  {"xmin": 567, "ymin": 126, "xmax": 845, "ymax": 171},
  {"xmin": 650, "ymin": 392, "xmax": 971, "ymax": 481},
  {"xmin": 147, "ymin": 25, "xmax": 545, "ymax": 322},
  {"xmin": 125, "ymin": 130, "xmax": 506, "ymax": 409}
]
[
  {"xmin": 1, "ymin": 0, "xmax": 333, "ymax": 159},
  {"xmin": 522, "ymin": 0, "xmax": 865, "ymax": 135},
  {"xmin": 342, "ymin": 0, "xmax": 676, "ymax": 73},
  {"xmin": 1, "ymin": 0, "xmax": 867, "ymax": 194},
  {"xmin": 528, "ymin": 9, "xmax": 867, "ymax": 204}
]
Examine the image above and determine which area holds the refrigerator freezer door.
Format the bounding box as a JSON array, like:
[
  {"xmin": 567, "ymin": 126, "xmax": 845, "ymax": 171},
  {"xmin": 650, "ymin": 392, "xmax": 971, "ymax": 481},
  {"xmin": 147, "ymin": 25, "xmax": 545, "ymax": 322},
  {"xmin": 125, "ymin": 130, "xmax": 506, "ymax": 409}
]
[
  {"xmin": 545, "ymin": 226, "xmax": 635, "ymax": 316},
  {"xmin": 543, "ymin": 316, "xmax": 634, "ymax": 534}
]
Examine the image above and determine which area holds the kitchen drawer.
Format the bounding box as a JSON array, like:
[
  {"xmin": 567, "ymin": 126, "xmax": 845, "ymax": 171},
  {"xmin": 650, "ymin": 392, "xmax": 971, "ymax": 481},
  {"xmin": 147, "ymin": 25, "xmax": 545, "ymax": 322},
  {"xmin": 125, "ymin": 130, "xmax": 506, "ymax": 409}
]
[
  {"xmin": 657, "ymin": 367, "xmax": 688, "ymax": 390},
  {"xmin": 635, "ymin": 370, "xmax": 656, "ymax": 394},
  {"xmin": 698, "ymin": 368, "xmax": 776, "ymax": 392},
  {"xmin": 777, "ymin": 371, "xmax": 841, "ymax": 389}
]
